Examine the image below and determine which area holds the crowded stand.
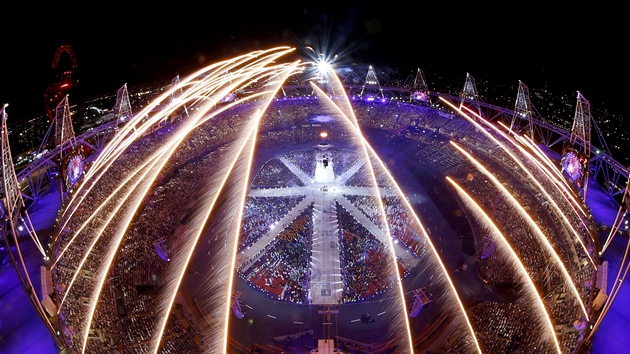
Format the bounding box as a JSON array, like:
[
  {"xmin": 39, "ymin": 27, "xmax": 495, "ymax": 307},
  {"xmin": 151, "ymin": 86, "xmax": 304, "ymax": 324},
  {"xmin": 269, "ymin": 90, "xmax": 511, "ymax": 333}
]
[
  {"xmin": 250, "ymin": 157, "xmax": 305, "ymax": 188},
  {"xmin": 238, "ymin": 195, "xmax": 306, "ymax": 252},
  {"xmin": 336, "ymin": 202, "xmax": 406, "ymax": 302},
  {"xmin": 351, "ymin": 100, "xmax": 597, "ymax": 352},
  {"xmin": 237, "ymin": 206, "xmax": 313, "ymax": 304},
  {"xmin": 382, "ymin": 196, "xmax": 428, "ymax": 259},
  {"xmin": 344, "ymin": 162, "xmax": 390, "ymax": 187},
  {"xmin": 45, "ymin": 92, "xmax": 599, "ymax": 353},
  {"xmin": 283, "ymin": 149, "xmax": 317, "ymax": 178},
  {"xmin": 470, "ymin": 298, "xmax": 555, "ymax": 353}
]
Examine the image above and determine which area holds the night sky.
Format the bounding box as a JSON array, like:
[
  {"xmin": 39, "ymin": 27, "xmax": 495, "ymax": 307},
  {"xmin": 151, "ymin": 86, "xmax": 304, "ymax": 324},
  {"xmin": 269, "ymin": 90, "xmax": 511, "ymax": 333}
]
[{"xmin": 1, "ymin": 2, "xmax": 625, "ymax": 123}]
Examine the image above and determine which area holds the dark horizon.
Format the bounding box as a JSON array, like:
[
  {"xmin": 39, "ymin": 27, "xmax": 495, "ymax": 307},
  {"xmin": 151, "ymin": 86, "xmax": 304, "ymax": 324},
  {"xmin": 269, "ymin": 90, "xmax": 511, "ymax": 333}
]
[{"xmin": 2, "ymin": 3, "xmax": 626, "ymax": 123}]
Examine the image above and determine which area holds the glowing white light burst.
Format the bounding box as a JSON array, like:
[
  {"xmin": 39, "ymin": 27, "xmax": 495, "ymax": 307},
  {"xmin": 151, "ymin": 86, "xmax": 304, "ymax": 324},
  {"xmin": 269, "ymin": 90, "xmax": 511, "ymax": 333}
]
[
  {"xmin": 449, "ymin": 140, "xmax": 590, "ymax": 320},
  {"xmin": 446, "ymin": 176, "xmax": 562, "ymax": 353}
]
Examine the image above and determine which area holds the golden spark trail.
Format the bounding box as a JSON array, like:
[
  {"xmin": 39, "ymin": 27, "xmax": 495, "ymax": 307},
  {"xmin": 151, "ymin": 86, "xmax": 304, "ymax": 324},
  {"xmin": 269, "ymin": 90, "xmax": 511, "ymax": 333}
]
[
  {"xmin": 506, "ymin": 130, "xmax": 591, "ymax": 233},
  {"xmin": 91, "ymin": 49, "xmax": 283, "ymax": 168},
  {"xmin": 493, "ymin": 115, "xmax": 584, "ymax": 220},
  {"xmin": 80, "ymin": 175, "xmax": 158, "ymax": 353},
  {"xmin": 450, "ymin": 140, "xmax": 590, "ymax": 319},
  {"xmin": 311, "ymin": 73, "xmax": 481, "ymax": 352},
  {"xmin": 441, "ymin": 98, "xmax": 596, "ymax": 269},
  {"xmin": 88, "ymin": 54, "xmax": 296, "ymax": 350},
  {"xmin": 57, "ymin": 49, "xmax": 295, "ymax": 238},
  {"xmin": 474, "ymin": 108, "xmax": 588, "ymax": 223},
  {"xmin": 151, "ymin": 122, "xmax": 257, "ymax": 354},
  {"xmin": 504, "ymin": 124, "xmax": 586, "ymax": 218},
  {"xmin": 144, "ymin": 54, "xmax": 302, "ymax": 354},
  {"xmin": 309, "ymin": 82, "xmax": 415, "ymax": 352},
  {"xmin": 507, "ymin": 127, "xmax": 570, "ymax": 187},
  {"xmin": 52, "ymin": 147, "xmax": 167, "ymax": 267},
  {"xmin": 222, "ymin": 65, "xmax": 306, "ymax": 353},
  {"xmin": 57, "ymin": 151, "xmax": 165, "ymax": 313},
  {"xmin": 63, "ymin": 49, "xmax": 288, "ymax": 212},
  {"xmin": 222, "ymin": 114, "xmax": 261, "ymax": 354},
  {"xmin": 446, "ymin": 176, "xmax": 562, "ymax": 353},
  {"xmin": 460, "ymin": 105, "xmax": 595, "ymax": 265},
  {"xmin": 90, "ymin": 47, "xmax": 296, "ymax": 175},
  {"xmin": 80, "ymin": 79, "xmax": 233, "ymax": 352},
  {"xmin": 512, "ymin": 133, "xmax": 578, "ymax": 198}
]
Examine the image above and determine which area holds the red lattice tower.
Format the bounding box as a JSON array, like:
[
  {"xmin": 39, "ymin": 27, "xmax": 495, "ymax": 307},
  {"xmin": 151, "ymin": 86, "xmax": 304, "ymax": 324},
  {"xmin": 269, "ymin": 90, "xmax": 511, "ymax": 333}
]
[{"xmin": 44, "ymin": 45, "xmax": 77, "ymax": 122}]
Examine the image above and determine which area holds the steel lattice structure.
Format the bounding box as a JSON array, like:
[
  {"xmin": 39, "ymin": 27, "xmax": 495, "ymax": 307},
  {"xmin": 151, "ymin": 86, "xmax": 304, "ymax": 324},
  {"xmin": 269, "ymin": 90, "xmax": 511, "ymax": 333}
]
[
  {"xmin": 13, "ymin": 72, "xmax": 630, "ymax": 210},
  {"xmin": 511, "ymin": 81, "xmax": 535, "ymax": 139},
  {"xmin": 0, "ymin": 104, "xmax": 62, "ymax": 349},
  {"xmin": 3, "ymin": 66, "xmax": 629, "ymax": 353}
]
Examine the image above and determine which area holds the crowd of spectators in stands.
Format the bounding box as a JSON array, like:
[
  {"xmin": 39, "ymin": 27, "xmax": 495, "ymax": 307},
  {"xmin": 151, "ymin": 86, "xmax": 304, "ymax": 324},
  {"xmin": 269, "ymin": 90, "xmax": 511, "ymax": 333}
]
[
  {"xmin": 344, "ymin": 194, "xmax": 427, "ymax": 259},
  {"xmin": 238, "ymin": 207, "xmax": 313, "ymax": 304},
  {"xmin": 356, "ymin": 100, "xmax": 597, "ymax": 352},
  {"xmin": 251, "ymin": 157, "xmax": 305, "ymax": 188},
  {"xmin": 239, "ymin": 195, "xmax": 305, "ymax": 252},
  {"xmin": 336, "ymin": 202, "xmax": 402, "ymax": 302},
  {"xmin": 47, "ymin": 93, "xmax": 597, "ymax": 353}
]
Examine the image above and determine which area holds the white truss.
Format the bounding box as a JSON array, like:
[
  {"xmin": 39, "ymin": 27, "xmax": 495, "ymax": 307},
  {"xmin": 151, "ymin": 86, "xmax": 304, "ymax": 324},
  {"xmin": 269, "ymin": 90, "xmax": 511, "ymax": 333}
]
[
  {"xmin": 412, "ymin": 67, "xmax": 429, "ymax": 92},
  {"xmin": 55, "ymin": 95, "xmax": 77, "ymax": 164},
  {"xmin": 114, "ymin": 83, "xmax": 133, "ymax": 127},
  {"xmin": 569, "ymin": 92, "xmax": 593, "ymax": 199},
  {"xmin": 1, "ymin": 103, "xmax": 52, "ymax": 325},
  {"xmin": 511, "ymin": 81, "xmax": 535, "ymax": 139},
  {"xmin": 459, "ymin": 73, "xmax": 483, "ymax": 118},
  {"xmin": 1, "ymin": 104, "xmax": 45, "ymax": 256},
  {"xmin": 171, "ymin": 75, "xmax": 189, "ymax": 121},
  {"xmin": 360, "ymin": 65, "xmax": 384, "ymax": 99}
]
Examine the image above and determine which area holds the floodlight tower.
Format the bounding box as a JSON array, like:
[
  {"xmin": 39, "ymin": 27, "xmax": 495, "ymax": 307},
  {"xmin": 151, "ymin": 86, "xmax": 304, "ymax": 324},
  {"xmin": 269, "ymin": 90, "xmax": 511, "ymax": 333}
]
[
  {"xmin": 114, "ymin": 83, "xmax": 133, "ymax": 128},
  {"xmin": 459, "ymin": 73, "xmax": 483, "ymax": 118},
  {"xmin": 54, "ymin": 95, "xmax": 77, "ymax": 161},
  {"xmin": 170, "ymin": 75, "xmax": 189, "ymax": 122},
  {"xmin": 359, "ymin": 65, "xmax": 384, "ymax": 99},
  {"xmin": 510, "ymin": 81, "xmax": 535, "ymax": 139},
  {"xmin": 50, "ymin": 95, "xmax": 78, "ymax": 201},
  {"xmin": 413, "ymin": 68, "xmax": 429, "ymax": 92},
  {"xmin": 410, "ymin": 68, "xmax": 431, "ymax": 105},
  {"xmin": 569, "ymin": 92, "xmax": 593, "ymax": 200}
]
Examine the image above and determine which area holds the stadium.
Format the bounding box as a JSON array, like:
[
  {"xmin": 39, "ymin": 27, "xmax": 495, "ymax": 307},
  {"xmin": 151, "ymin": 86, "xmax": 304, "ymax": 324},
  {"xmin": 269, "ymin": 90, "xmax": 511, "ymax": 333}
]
[{"xmin": 1, "ymin": 47, "xmax": 628, "ymax": 354}]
